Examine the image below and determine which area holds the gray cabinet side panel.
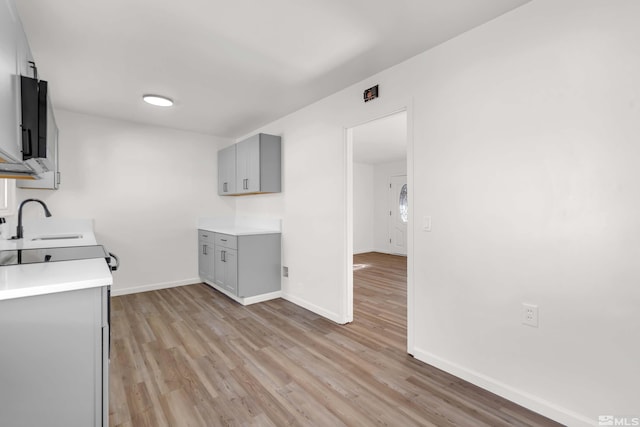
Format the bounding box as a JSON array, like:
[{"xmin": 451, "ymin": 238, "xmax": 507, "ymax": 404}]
[
  {"xmin": 0, "ymin": 287, "xmax": 103, "ymax": 427},
  {"xmin": 237, "ymin": 233, "xmax": 281, "ymax": 297},
  {"xmin": 258, "ymin": 134, "xmax": 281, "ymax": 193}
]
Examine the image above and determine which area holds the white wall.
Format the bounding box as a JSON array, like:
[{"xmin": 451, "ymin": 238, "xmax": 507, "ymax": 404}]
[
  {"xmin": 17, "ymin": 110, "xmax": 234, "ymax": 294},
  {"xmin": 373, "ymin": 160, "xmax": 407, "ymax": 253},
  {"xmin": 233, "ymin": 0, "xmax": 640, "ymax": 424},
  {"xmin": 352, "ymin": 162, "xmax": 374, "ymax": 254}
]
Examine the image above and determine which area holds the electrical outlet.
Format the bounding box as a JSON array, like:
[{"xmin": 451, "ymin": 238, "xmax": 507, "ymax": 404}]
[
  {"xmin": 522, "ymin": 303, "xmax": 538, "ymax": 327},
  {"xmin": 282, "ymin": 266, "xmax": 289, "ymax": 277}
]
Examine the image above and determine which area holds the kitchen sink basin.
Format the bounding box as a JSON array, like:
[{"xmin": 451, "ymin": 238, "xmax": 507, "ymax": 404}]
[{"xmin": 31, "ymin": 234, "xmax": 83, "ymax": 241}]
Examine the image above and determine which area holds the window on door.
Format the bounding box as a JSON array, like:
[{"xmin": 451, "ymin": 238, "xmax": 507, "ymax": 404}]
[{"xmin": 399, "ymin": 184, "xmax": 408, "ymax": 223}]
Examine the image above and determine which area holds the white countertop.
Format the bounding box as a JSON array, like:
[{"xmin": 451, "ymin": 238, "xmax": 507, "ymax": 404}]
[
  {"xmin": 0, "ymin": 218, "xmax": 112, "ymax": 301},
  {"xmin": 199, "ymin": 226, "xmax": 281, "ymax": 236},
  {"xmin": 198, "ymin": 216, "xmax": 282, "ymax": 236},
  {"xmin": 0, "ymin": 258, "xmax": 112, "ymax": 301}
]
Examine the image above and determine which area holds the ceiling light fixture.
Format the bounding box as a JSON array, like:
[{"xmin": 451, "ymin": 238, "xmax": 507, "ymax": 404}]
[{"xmin": 143, "ymin": 94, "xmax": 174, "ymax": 107}]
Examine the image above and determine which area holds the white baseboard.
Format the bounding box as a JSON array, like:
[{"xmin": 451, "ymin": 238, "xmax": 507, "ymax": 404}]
[
  {"xmin": 353, "ymin": 248, "xmax": 375, "ymax": 255},
  {"xmin": 243, "ymin": 290, "xmax": 282, "ymax": 305},
  {"xmin": 111, "ymin": 278, "xmax": 199, "ymax": 296},
  {"xmin": 202, "ymin": 280, "xmax": 281, "ymax": 306},
  {"xmin": 281, "ymin": 292, "xmax": 347, "ymax": 324},
  {"xmin": 412, "ymin": 348, "xmax": 594, "ymax": 427}
]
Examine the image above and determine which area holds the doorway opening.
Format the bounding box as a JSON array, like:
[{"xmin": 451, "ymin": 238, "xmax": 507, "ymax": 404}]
[{"xmin": 347, "ymin": 110, "xmax": 409, "ymax": 352}]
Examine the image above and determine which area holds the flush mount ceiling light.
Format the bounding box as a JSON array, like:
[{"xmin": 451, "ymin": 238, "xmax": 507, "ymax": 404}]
[{"xmin": 142, "ymin": 94, "xmax": 174, "ymax": 107}]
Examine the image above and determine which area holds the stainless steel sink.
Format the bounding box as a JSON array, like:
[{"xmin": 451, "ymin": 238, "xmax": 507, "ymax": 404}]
[{"xmin": 31, "ymin": 234, "xmax": 83, "ymax": 241}]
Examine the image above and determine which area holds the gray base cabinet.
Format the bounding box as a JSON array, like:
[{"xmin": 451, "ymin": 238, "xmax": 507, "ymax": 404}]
[
  {"xmin": 217, "ymin": 133, "xmax": 281, "ymax": 196},
  {"xmin": 0, "ymin": 286, "xmax": 109, "ymax": 427},
  {"xmin": 198, "ymin": 230, "xmax": 281, "ymax": 301}
]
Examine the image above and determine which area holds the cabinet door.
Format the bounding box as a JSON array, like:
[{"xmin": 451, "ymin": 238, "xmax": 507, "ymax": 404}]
[
  {"xmin": 236, "ymin": 134, "xmax": 260, "ymax": 193},
  {"xmin": 198, "ymin": 231, "xmax": 215, "ymax": 282},
  {"xmin": 198, "ymin": 239, "xmax": 210, "ymax": 280},
  {"xmin": 214, "ymin": 246, "xmax": 238, "ymax": 294},
  {"xmin": 217, "ymin": 145, "xmax": 236, "ymax": 195},
  {"xmin": 214, "ymin": 246, "xmax": 225, "ymax": 286}
]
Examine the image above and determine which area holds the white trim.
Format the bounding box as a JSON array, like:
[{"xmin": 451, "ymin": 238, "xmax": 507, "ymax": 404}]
[
  {"xmin": 345, "ymin": 126, "xmax": 354, "ymax": 323},
  {"xmin": 353, "ymin": 248, "xmax": 376, "ymax": 255},
  {"xmin": 282, "ymin": 291, "xmax": 347, "ymax": 324},
  {"xmin": 202, "ymin": 280, "xmax": 282, "ymax": 305},
  {"xmin": 412, "ymin": 348, "xmax": 594, "ymax": 427},
  {"xmin": 112, "ymin": 277, "xmax": 284, "ymax": 306},
  {"xmin": 110, "ymin": 278, "xmax": 199, "ymax": 296},
  {"xmin": 406, "ymin": 98, "xmax": 415, "ymax": 355},
  {"xmin": 343, "ymin": 103, "xmax": 415, "ymax": 354},
  {"xmin": 242, "ymin": 290, "xmax": 282, "ymax": 305}
]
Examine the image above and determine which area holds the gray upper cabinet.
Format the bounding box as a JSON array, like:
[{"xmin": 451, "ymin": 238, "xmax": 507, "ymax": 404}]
[
  {"xmin": 217, "ymin": 133, "xmax": 281, "ymax": 196},
  {"xmin": 217, "ymin": 144, "xmax": 236, "ymax": 195}
]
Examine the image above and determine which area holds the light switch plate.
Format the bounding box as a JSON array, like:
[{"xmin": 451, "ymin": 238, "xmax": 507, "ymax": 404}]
[{"xmin": 423, "ymin": 216, "xmax": 432, "ymax": 232}]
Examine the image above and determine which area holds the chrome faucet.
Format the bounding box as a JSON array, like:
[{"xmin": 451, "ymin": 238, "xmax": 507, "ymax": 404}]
[{"xmin": 16, "ymin": 199, "xmax": 52, "ymax": 239}]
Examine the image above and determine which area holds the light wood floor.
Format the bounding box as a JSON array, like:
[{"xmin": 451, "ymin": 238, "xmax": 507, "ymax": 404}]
[{"xmin": 109, "ymin": 252, "xmax": 561, "ymax": 426}]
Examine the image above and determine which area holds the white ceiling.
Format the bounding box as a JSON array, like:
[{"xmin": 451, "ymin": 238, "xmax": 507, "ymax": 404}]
[
  {"xmin": 353, "ymin": 111, "xmax": 407, "ymax": 165},
  {"xmin": 15, "ymin": 0, "xmax": 529, "ymax": 138}
]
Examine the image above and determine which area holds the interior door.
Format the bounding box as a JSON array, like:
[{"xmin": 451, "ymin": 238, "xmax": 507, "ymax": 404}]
[{"xmin": 389, "ymin": 175, "xmax": 408, "ymax": 255}]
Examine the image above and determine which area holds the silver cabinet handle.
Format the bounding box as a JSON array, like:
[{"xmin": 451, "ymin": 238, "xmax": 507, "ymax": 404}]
[
  {"xmin": 203, "ymin": 244, "xmax": 207, "ymax": 255},
  {"xmin": 243, "ymin": 178, "xmax": 248, "ymax": 190},
  {"xmin": 221, "ymin": 250, "xmax": 226, "ymax": 262},
  {"xmin": 223, "ymin": 182, "xmax": 228, "ymax": 192}
]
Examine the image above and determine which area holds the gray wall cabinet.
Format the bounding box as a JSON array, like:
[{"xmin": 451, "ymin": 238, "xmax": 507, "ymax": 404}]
[
  {"xmin": 0, "ymin": 286, "xmax": 109, "ymax": 427},
  {"xmin": 198, "ymin": 230, "xmax": 215, "ymax": 284},
  {"xmin": 217, "ymin": 133, "xmax": 281, "ymax": 195},
  {"xmin": 198, "ymin": 230, "xmax": 281, "ymax": 303},
  {"xmin": 217, "ymin": 144, "xmax": 236, "ymax": 195}
]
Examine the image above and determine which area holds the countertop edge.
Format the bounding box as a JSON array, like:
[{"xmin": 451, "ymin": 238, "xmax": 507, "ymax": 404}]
[
  {"xmin": 0, "ymin": 258, "xmax": 113, "ymax": 301},
  {"xmin": 198, "ymin": 227, "xmax": 282, "ymax": 236}
]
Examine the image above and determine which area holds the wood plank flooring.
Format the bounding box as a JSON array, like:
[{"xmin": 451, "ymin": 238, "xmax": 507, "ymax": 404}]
[{"xmin": 109, "ymin": 252, "xmax": 562, "ymax": 426}]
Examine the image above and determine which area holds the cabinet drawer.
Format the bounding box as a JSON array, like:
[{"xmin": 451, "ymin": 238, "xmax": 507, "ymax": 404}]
[
  {"xmin": 199, "ymin": 230, "xmax": 214, "ymax": 243},
  {"xmin": 214, "ymin": 233, "xmax": 237, "ymax": 249}
]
